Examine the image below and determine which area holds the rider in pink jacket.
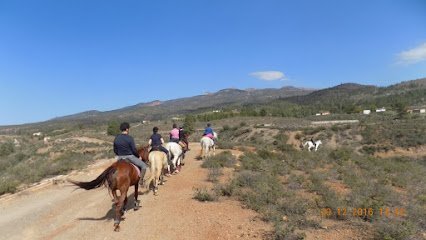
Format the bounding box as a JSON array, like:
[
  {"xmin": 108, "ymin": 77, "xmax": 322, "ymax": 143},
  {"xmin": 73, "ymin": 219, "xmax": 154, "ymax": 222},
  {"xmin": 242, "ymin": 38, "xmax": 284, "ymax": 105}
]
[{"xmin": 170, "ymin": 123, "xmax": 180, "ymax": 143}]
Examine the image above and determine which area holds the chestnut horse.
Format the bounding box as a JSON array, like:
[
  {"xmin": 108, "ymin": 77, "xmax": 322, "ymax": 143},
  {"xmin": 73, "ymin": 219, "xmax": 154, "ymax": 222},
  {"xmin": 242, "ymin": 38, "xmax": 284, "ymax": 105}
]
[{"xmin": 68, "ymin": 146, "xmax": 150, "ymax": 232}]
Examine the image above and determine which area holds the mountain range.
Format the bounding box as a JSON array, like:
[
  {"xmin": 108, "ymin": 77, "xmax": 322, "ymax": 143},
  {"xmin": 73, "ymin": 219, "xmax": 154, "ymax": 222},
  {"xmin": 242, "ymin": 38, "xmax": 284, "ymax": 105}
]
[
  {"xmin": 49, "ymin": 86, "xmax": 314, "ymax": 123},
  {"xmin": 1, "ymin": 77, "xmax": 425, "ymax": 131}
]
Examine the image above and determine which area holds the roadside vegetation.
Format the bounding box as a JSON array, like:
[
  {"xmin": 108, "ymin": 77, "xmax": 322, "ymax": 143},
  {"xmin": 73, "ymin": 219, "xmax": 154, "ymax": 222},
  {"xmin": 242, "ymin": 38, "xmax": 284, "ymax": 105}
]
[
  {"xmin": 199, "ymin": 117, "xmax": 426, "ymax": 240},
  {"xmin": 0, "ymin": 130, "xmax": 113, "ymax": 195}
]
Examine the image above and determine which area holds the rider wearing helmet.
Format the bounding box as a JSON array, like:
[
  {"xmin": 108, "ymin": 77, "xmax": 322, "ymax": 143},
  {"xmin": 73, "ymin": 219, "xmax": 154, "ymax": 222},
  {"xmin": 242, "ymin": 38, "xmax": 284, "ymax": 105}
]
[{"xmin": 113, "ymin": 122, "xmax": 147, "ymax": 186}]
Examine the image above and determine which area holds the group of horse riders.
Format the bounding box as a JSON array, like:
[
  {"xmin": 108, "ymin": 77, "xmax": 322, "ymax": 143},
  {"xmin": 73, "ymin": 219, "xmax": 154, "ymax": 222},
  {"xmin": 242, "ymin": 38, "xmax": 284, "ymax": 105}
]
[{"xmin": 113, "ymin": 121, "xmax": 214, "ymax": 186}]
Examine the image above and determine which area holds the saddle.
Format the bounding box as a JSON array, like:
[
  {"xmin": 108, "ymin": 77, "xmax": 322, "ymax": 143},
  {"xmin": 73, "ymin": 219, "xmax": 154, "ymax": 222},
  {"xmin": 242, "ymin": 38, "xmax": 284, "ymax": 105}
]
[
  {"xmin": 117, "ymin": 159, "xmax": 141, "ymax": 177},
  {"xmin": 150, "ymin": 146, "xmax": 161, "ymax": 152}
]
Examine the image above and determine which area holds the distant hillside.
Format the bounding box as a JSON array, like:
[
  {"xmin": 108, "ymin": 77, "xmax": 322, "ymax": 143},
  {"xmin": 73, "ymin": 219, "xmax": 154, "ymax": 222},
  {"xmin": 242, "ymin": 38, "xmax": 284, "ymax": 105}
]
[
  {"xmin": 1, "ymin": 78, "xmax": 425, "ymax": 133},
  {"xmin": 41, "ymin": 86, "xmax": 314, "ymax": 124},
  {"xmin": 256, "ymin": 78, "xmax": 426, "ymax": 116},
  {"xmin": 284, "ymin": 83, "xmax": 379, "ymax": 106}
]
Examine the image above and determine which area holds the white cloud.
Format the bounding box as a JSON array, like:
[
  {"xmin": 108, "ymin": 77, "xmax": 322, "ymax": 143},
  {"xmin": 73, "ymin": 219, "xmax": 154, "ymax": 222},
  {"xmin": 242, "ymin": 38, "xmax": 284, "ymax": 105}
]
[
  {"xmin": 250, "ymin": 71, "xmax": 286, "ymax": 81},
  {"xmin": 397, "ymin": 42, "xmax": 426, "ymax": 65}
]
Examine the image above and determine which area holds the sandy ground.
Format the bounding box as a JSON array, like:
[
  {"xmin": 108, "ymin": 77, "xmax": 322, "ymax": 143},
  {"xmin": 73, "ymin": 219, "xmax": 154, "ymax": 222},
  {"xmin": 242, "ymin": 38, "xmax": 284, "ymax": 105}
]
[{"xmin": 0, "ymin": 143, "xmax": 271, "ymax": 240}]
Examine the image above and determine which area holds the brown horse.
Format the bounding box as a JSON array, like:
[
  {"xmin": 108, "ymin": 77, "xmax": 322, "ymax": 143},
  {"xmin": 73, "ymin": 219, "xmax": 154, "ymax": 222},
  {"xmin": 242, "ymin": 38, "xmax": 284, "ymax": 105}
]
[
  {"xmin": 139, "ymin": 145, "xmax": 150, "ymax": 162},
  {"xmin": 68, "ymin": 146, "xmax": 150, "ymax": 232}
]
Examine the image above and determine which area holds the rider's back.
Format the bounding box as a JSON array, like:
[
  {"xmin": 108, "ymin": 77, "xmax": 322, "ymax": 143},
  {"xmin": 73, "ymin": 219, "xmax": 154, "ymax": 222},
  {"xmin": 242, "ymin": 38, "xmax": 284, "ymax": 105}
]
[{"xmin": 114, "ymin": 134, "xmax": 138, "ymax": 157}]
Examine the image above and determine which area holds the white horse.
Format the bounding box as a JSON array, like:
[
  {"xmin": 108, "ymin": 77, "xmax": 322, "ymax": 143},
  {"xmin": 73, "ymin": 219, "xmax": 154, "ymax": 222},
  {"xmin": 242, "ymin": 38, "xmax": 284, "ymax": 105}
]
[
  {"xmin": 164, "ymin": 142, "xmax": 183, "ymax": 174},
  {"xmin": 200, "ymin": 132, "xmax": 218, "ymax": 159},
  {"xmin": 303, "ymin": 140, "xmax": 322, "ymax": 152}
]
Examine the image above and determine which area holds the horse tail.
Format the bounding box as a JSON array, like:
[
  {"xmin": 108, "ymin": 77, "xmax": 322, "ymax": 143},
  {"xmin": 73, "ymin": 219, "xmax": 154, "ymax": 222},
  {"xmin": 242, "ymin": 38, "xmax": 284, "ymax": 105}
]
[{"xmin": 69, "ymin": 165, "xmax": 116, "ymax": 190}]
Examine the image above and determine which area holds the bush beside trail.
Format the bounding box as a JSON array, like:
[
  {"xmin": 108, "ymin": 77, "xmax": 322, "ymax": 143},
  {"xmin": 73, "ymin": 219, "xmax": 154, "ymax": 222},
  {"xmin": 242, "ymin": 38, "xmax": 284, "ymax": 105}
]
[{"xmin": 204, "ymin": 123, "xmax": 426, "ymax": 239}]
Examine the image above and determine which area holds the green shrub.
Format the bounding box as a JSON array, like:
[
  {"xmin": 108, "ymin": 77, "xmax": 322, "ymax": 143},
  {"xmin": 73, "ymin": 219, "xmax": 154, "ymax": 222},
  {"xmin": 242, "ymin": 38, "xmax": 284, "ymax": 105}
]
[
  {"xmin": 233, "ymin": 128, "xmax": 251, "ymax": 138},
  {"xmin": 287, "ymin": 174, "xmax": 305, "ymax": 190},
  {"xmin": 303, "ymin": 126, "xmax": 325, "ymax": 135},
  {"xmin": 213, "ymin": 182, "xmax": 235, "ymax": 197},
  {"xmin": 107, "ymin": 121, "xmax": 120, "ymax": 136},
  {"xmin": 193, "ymin": 187, "xmax": 217, "ymax": 202},
  {"xmin": 0, "ymin": 142, "xmax": 15, "ymax": 156},
  {"xmin": 216, "ymin": 140, "xmax": 235, "ymax": 150},
  {"xmin": 274, "ymin": 224, "xmax": 305, "ymax": 240},
  {"xmin": 329, "ymin": 147, "xmax": 352, "ymax": 164},
  {"xmin": 201, "ymin": 151, "xmax": 237, "ymax": 168},
  {"xmin": 362, "ymin": 145, "xmax": 376, "ymax": 155},
  {"xmin": 207, "ymin": 168, "xmax": 222, "ymax": 182},
  {"xmin": 0, "ymin": 178, "xmax": 19, "ymax": 195},
  {"xmin": 14, "ymin": 153, "xmax": 28, "ymax": 162},
  {"xmin": 375, "ymin": 219, "xmax": 416, "ymax": 240}
]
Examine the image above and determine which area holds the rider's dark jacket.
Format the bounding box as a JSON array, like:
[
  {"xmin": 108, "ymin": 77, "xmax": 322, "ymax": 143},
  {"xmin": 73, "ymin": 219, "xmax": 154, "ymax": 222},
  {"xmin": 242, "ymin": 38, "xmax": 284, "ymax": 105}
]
[{"xmin": 113, "ymin": 134, "xmax": 140, "ymax": 158}]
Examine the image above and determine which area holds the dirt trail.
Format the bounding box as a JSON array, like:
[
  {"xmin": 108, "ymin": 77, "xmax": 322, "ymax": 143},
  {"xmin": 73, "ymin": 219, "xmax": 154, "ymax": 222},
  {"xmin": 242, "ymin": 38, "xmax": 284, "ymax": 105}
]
[{"xmin": 0, "ymin": 143, "xmax": 271, "ymax": 240}]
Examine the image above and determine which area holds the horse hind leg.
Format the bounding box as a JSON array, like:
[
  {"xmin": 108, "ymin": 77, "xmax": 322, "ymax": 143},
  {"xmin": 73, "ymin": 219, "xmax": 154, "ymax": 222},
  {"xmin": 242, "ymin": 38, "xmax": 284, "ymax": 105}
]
[
  {"xmin": 112, "ymin": 190, "xmax": 119, "ymax": 205},
  {"xmin": 122, "ymin": 196, "xmax": 128, "ymax": 216},
  {"xmin": 159, "ymin": 172, "xmax": 165, "ymax": 185},
  {"xmin": 114, "ymin": 189, "xmax": 128, "ymax": 232},
  {"xmin": 144, "ymin": 169, "xmax": 154, "ymax": 190},
  {"xmin": 176, "ymin": 155, "xmax": 182, "ymax": 171},
  {"xmin": 172, "ymin": 155, "xmax": 179, "ymax": 174},
  {"xmin": 153, "ymin": 168, "xmax": 159, "ymax": 195},
  {"xmin": 134, "ymin": 184, "xmax": 140, "ymax": 210}
]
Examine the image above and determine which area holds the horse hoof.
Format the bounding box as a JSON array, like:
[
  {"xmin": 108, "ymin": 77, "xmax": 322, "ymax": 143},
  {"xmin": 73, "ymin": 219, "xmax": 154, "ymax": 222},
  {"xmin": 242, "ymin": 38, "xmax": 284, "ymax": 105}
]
[
  {"xmin": 114, "ymin": 224, "xmax": 120, "ymax": 232},
  {"xmin": 134, "ymin": 203, "xmax": 140, "ymax": 211}
]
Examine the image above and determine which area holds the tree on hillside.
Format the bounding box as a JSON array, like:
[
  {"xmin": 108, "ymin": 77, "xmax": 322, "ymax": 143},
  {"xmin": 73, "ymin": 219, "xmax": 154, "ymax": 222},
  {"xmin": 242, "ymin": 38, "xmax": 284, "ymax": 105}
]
[
  {"xmin": 392, "ymin": 99, "xmax": 408, "ymax": 119},
  {"xmin": 183, "ymin": 115, "xmax": 196, "ymax": 134},
  {"xmin": 107, "ymin": 121, "xmax": 120, "ymax": 136}
]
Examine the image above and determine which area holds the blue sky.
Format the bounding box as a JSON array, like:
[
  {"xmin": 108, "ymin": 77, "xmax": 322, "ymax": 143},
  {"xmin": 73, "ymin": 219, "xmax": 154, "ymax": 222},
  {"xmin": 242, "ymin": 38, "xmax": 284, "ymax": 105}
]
[{"xmin": 1, "ymin": 0, "xmax": 426, "ymax": 125}]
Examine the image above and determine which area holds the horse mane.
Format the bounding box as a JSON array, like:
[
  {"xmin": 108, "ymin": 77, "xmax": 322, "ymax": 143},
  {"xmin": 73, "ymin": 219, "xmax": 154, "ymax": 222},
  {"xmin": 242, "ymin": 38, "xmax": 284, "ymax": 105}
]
[
  {"xmin": 137, "ymin": 145, "xmax": 150, "ymax": 162},
  {"xmin": 137, "ymin": 145, "xmax": 150, "ymax": 152}
]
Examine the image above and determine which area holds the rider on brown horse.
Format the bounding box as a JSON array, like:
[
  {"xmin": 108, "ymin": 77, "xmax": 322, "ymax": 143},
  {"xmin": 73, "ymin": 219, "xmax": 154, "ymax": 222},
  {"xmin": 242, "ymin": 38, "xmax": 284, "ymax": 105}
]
[
  {"xmin": 113, "ymin": 122, "xmax": 147, "ymax": 186},
  {"xmin": 179, "ymin": 126, "xmax": 190, "ymax": 151}
]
